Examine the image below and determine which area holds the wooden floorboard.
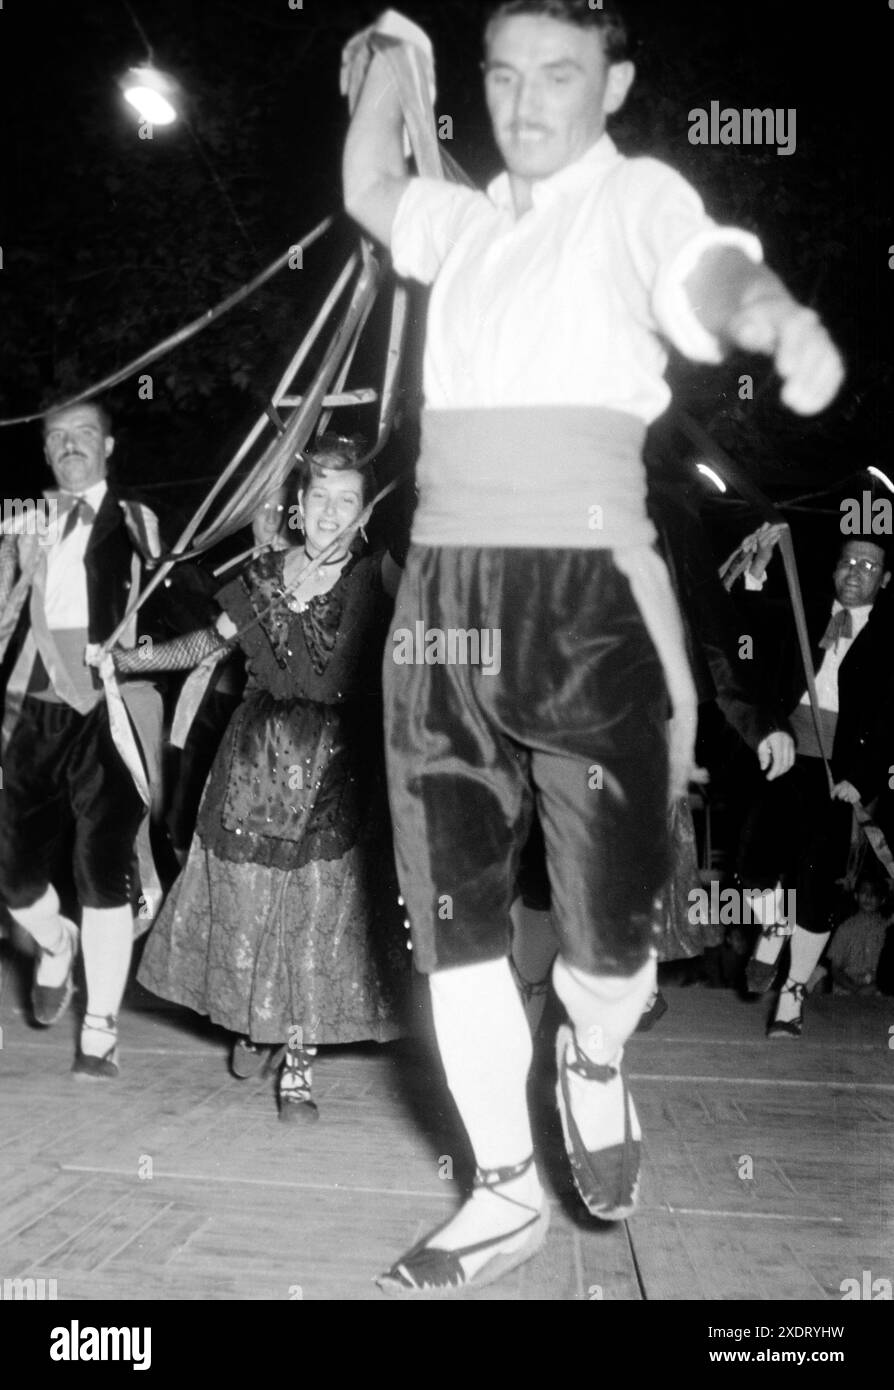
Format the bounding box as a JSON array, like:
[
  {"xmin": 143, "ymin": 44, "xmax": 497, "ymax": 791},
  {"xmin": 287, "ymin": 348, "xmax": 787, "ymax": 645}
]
[{"xmin": 1, "ymin": 947, "xmax": 891, "ymax": 1300}]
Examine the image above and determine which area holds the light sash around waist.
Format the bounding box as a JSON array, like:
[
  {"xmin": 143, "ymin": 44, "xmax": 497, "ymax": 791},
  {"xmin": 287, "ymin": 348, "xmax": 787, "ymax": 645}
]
[{"xmin": 410, "ymin": 406, "xmax": 655, "ymax": 549}]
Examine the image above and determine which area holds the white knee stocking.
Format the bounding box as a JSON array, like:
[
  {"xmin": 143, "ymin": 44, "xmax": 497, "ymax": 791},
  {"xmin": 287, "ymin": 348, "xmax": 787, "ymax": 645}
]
[
  {"xmin": 81, "ymin": 906, "xmax": 133, "ymax": 1020},
  {"xmin": 552, "ymin": 954, "xmax": 655, "ymax": 1151},
  {"xmin": 423, "ymin": 958, "xmax": 543, "ymax": 1266},
  {"xmin": 776, "ymin": 926, "xmax": 831, "ymax": 1024},
  {"xmin": 552, "ymin": 953, "xmax": 656, "ymax": 1065},
  {"xmin": 9, "ymin": 885, "xmax": 71, "ymax": 954},
  {"xmin": 429, "ymin": 957, "xmax": 535, "ymax": 1169},
  {"xmin": 750, "ymin": 883, "xmax": 791, "ymax": 966},
  {"xmin": 10, "ymin": 887, "xmax": 78, "ymax": 986}
]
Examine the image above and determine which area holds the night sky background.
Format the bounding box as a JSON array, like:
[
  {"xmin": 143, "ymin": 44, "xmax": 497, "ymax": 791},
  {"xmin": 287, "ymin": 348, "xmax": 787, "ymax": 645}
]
[{"xmin": 0, "ymin": 0, "xmax": 891, "ymax": 582}]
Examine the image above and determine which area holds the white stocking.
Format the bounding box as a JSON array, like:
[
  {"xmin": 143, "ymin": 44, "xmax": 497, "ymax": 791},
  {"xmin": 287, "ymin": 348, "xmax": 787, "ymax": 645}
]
[
  {"xmin": 9, "ymin": 886, "xmax": 77, "ymax": 986},
  {"xmin": 775, "ymin": 926, "xmax": 831, "ymax": 1023},
  {"xmin": 80, "ymin": 906, "xmax": 133, "ymax": 1055},
  {"xmin": 422, "ymin": 958, "xmax": 543, "ymax": 1270},
  {"xmin": 750, "ymin": 882, "xmax": 791, "ymax": 965},
  {"xmin": 552, "ymin": 953, "xmax": 656, "ymax": 1150}
]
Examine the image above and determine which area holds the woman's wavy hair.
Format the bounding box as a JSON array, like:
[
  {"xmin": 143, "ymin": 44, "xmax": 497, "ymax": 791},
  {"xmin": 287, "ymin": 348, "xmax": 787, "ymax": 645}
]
[{"xmin": 296, "ymin": 432, "xmax": 376, "ymax": 506}]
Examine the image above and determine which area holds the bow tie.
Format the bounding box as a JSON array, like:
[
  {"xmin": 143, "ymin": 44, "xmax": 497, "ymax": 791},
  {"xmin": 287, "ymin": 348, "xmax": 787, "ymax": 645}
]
[
  {"xmin": 819, "ymin": 608, "xmax": 852, "ymax": 651},
  {"xmin": 60, "ymin": 495, "xmax": 96, "ymax": 539}
]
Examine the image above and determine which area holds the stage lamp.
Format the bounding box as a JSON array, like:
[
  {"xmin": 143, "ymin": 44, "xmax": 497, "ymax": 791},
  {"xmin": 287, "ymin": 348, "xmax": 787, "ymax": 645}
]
[
  {"xmin": 867, "ymin": 466, "xmax": 894, "ymax": 494},
  {"xmin": 696, "ymin": 463, "xmax": 727, "ymax": 494},
  {"xmin": 119, "ymin": 65, "xmax": 180, "ymax": 125}
]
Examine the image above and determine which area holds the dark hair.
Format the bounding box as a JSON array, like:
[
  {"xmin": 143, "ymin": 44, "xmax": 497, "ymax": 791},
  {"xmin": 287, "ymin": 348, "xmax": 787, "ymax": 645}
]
[
  {"xmin": 484, "ymin": 0, "xmax": 631, "ymax": 63},
  {"xmin": 297, "ymin": 433, "xmax": 376, "ymax": 505},
  {"xmin": 42, "ymin": 397, "xmax": 112, "ymax": 438}
]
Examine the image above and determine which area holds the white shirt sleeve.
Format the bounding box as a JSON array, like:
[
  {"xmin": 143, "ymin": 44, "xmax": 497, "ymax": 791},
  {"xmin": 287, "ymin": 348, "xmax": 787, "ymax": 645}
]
[
  {"xmin": 390, "ymin": 177, "xmax": 487, "ymax": 286},
  {"xmin": 620, "ymin": 158, "xmax": 764, "ymax": 362}
]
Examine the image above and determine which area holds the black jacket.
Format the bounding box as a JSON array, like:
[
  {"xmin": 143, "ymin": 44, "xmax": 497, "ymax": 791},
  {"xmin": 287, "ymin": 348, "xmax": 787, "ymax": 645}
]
[{"xmin": 741, "ymin": 579, "xmax": 894, "ymax": 803}]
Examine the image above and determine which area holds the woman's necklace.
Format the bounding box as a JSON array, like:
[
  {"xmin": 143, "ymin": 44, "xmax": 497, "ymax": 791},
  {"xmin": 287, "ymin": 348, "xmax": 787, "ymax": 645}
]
[{"xmin": 282, "ymin": 545, "xmax": 350, "ymax": 612}]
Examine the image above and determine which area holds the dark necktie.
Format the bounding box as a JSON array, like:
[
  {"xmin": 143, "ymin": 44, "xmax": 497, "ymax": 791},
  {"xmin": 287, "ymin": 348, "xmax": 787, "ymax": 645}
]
[
  {"xmin": 61, "ymin": 496, "xmax": 96, "ymax": 540},
  {"xmin": 819, "ymin": 608, "xmax": 852, "ymax": 651}
]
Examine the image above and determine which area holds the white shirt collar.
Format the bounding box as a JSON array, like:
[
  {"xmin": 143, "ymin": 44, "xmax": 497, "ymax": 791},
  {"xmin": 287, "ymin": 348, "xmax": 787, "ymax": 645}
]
[
  {"xmin": 486, "ymin": 132, "xmax": 620, "ymax": 215},
  {"xmin": 45, "ymin": 479, "xmax": 108, "ymax": 513}
]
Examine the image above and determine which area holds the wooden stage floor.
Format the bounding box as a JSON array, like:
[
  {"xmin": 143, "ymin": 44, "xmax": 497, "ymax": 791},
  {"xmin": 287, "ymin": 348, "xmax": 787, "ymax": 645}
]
[{"xmin": 1, "ymin": 951, "xmax": 892, "ymax": 1301}]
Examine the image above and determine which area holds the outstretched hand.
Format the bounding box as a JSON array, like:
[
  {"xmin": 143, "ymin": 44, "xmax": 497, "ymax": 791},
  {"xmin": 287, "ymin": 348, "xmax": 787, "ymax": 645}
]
[{"xmin": 728, "ymin": 298, "xmax": 844, "ymax": 415}]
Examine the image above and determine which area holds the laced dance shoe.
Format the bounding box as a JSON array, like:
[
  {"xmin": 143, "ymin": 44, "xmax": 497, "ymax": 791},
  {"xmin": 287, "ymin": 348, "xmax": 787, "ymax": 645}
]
[
  {"xmin": 555, "ymin": 1023, "xmax": 641, "ymax": 1221},
  {"xmin": 72, "ymin": 1013, "xmax": 119, "ymax": 1080},
  {"xmin": 376, "ymin": 1154, "xmax": 549, "ymax": 1298}
]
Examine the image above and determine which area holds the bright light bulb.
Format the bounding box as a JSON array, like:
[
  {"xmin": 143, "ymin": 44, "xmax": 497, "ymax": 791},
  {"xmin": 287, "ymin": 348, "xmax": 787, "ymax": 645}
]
[
  {"xmin": 696, "ymin": 463, "xmax": 727, "ymax": 494},
  {"xmin": 867, "ymin": 466, "xmax": 894, "ymax": 494},
  {"xmin": 120, "ymin": 65, "xmax": 180, "ymax": 125}
]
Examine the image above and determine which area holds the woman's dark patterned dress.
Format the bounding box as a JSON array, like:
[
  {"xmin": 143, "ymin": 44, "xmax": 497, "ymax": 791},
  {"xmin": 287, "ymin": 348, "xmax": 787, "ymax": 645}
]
[{"xmin": 138, "ymin": 548, "xmax": 409, "ymax": 1044}]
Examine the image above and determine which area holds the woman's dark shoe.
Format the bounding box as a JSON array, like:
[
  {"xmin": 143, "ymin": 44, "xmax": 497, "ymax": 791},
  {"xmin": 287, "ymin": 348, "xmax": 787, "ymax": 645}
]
[
  {"xmin": 278, "ymin": 1046, "xmax": 319, "ymax": 1122},
  {"xmin": 635, "ymin": 988, "xmax": 668, "ymax": 1032},
  {"xmin": 376, "ymin": 1154, "xmax": 549, "ymax": 1298},
  {"xmin": 767, "ymin": 981, "xmax": 806, "ymax": 1038},
  {"xmin": 231, "ymin": 1036, "xmax": 279, "ymax": 1080}
]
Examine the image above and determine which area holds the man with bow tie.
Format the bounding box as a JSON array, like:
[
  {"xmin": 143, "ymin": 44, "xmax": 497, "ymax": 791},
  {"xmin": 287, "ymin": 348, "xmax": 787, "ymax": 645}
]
[
  {"xmin": 735, "ymin": 526, "xmax": 893, "ymax": 1037},
  {"xmin": 0, "ymin": 400, "xmax": 162, "ymax": 1078}
]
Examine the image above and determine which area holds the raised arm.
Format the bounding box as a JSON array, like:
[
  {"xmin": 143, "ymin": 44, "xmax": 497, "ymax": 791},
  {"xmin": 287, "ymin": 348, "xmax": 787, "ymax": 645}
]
[
  {"xmin": 342, "ymin": 45, "xmax": 410, "ymax": 247},
  {"xmin": 341, "ymin": 13, "xmax": 435, "ymax": 246}
]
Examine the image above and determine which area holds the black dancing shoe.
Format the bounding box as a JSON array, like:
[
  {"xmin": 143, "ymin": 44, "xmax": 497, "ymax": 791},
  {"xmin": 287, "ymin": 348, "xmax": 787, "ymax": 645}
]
[
  {"xmin": 635, "ymin": 989, "xmax": 668, "ymax": 1032},
  {"xmin": 72, "ymin": 1013, "xmax": 119, "ymax": 1080},
  {"xmin": 555, "ymin": 1024, "xmax": 640, "ymax": 1221},
  {"xmin": 767, "ymin": 982, "xmax": 806, "ymax": 1039},
  {"xmin": 745, "ymin": 957, "xmax": 779, "ymax": 995},
  {"xmin": 231, "ymin": 1037, "xmax": 280, "ymax": 1080},
  {"xmin": 376, "ymin": 1155, "xmax": 549, "ymax": 1298},
  {"xmin": 32, "ymin": 921, "xmax": 78, "ymax": 1027}
]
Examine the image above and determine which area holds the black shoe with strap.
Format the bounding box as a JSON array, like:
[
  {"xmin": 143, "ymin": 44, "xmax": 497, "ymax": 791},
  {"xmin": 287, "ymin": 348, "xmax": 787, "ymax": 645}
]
[
  {"xmin": 767, "ymin": 981, "xmax": 806, "ymax": 1038},
  {"xmin": 72, "ymin": 1013, "xmax": 119, "ymax": 1079},
  {"xmin": 231, "ymin": 1036, "xmax": 279, "ymax": 1080},
  {"xmin": 376, "ymin": 1154, "xmax": 549, "ymax": 1298},
  {"xmin": 555, "ymin": 1024, "xmax": 640, "ymax": 1220}
]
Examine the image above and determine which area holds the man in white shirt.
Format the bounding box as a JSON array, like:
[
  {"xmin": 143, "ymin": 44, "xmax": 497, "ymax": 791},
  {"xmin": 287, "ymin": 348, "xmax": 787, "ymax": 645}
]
[
  {"xmin": 736, "ymin": 530, "xmax": 893, "ymax": 1035},
  {"xmin": 0, "ymin": 401, "xmax": 160, "ymax": 1078},
  {"xmin": 342, "ymin": 0, "xmax": 844, "ymax": 1295}
]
